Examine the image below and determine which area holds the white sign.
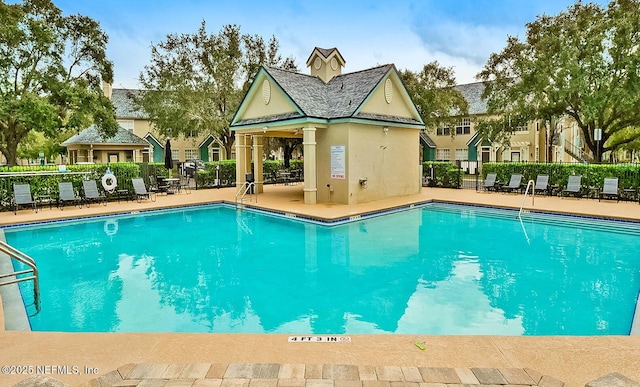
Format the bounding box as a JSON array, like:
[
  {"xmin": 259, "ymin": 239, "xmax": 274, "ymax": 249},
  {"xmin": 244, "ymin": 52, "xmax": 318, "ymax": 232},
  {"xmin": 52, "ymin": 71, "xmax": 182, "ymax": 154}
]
[
  {"xmin": 287, "ymin": 336, "xmax": 351, "ymax": 343},
  {"xmin": 330, "ymin": 145, "xmax": 346, "ymax": 179},
  {"xmin": 594, "ymin": 128, "xmax": 602, "ymax": 141}
]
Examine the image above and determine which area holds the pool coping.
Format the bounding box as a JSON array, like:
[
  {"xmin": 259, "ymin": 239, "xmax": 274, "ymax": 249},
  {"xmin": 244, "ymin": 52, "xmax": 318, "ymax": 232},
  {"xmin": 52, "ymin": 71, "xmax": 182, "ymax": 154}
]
[
  {"xmin": 4, "ymin": 197, "xmax": 640, "ymax": 229},
  {"xmin": 1, "ymin": 200, "xmax": 638, "ymax": 336}
]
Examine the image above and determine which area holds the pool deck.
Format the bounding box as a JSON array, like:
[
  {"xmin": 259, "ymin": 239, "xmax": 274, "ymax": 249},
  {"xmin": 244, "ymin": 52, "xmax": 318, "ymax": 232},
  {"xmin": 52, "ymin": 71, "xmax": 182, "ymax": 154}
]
[{"xmin": 1, "ymin": 184, "xmax": 640, "ymax": 387}]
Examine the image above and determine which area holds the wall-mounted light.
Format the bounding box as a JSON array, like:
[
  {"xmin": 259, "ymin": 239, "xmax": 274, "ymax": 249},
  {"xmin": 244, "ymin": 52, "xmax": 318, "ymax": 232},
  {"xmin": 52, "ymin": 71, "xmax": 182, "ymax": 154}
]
[
  {"xmin": 263, "ymin": 127, "xmax": 268, "ymax": 133},
  {"xmin": 383, "ymin": 127, "xmax": 389, "ymax": 135}
]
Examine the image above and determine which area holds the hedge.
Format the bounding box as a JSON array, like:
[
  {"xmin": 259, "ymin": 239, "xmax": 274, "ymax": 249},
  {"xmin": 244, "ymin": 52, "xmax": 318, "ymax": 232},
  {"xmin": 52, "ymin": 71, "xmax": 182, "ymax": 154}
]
[
  {"xmin": 481, "ymin": 162, "xmax": 640, "ymax": 189},
  {"xmin": 0, "ymin": 163, "xmax": 168, "ymax": 211},
  {"xmin": 422, "ymin": 161, "xmax": 462, "ymax": 188}
]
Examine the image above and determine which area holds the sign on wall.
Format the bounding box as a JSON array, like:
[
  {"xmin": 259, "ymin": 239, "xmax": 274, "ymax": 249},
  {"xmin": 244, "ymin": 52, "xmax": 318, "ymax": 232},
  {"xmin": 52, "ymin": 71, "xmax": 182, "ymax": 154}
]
[{"xmin": 330, "ymin": 145, "xmax": 346, "ymax": 179}]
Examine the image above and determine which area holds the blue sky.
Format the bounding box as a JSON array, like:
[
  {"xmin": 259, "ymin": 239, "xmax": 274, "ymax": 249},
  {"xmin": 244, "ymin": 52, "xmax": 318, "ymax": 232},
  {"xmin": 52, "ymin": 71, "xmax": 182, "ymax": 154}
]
[{"xmin": 53, "ymin": 0, "xmax": 607, "ymax": 89}]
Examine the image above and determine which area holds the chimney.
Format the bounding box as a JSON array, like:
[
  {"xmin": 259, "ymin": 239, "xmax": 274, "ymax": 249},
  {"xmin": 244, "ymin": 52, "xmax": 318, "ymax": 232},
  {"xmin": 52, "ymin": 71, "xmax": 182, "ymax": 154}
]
[{"xmin": 102, "ymin": 81, "xmax": 113, "ymax": 99}]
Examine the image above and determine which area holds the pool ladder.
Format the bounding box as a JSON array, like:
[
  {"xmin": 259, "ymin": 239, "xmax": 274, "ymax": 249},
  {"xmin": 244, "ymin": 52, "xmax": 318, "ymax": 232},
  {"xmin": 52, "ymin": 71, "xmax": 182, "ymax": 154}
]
[
  {"xmin": 235, "ymin": 181, "xmax": 257, "ymax": 207},
  {"xmin": 0, "ymin": 240, "xmax": 40, "ymax": 314},
  {"xmin": 519, "ymin": 179, "xmax": 536, "ymax": 217}
]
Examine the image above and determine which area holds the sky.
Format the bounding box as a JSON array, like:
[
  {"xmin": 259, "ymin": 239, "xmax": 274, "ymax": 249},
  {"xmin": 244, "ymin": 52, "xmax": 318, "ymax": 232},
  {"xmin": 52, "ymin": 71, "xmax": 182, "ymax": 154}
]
[{"xmin": 52, "ymin": 0, "xmax": 608, "ymax": 89}]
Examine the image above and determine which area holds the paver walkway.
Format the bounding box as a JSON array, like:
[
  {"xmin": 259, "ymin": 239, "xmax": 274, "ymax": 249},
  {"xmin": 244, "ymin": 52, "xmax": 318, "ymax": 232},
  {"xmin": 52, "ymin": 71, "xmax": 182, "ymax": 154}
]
[{"xmin": 82, "ymin": 363, "xmax": 565, "ymax": 387}]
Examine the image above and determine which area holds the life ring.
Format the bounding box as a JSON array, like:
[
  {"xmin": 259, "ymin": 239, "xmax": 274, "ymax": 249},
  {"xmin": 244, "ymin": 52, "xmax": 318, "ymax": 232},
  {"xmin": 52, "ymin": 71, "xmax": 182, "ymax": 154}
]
[
  {"xmin": 102, "ymin": 173, "xmax": 117, "ymax": 192},
  {"xmin": 104, "ymin": 219, "xmax": 118, "ymax": 236}
]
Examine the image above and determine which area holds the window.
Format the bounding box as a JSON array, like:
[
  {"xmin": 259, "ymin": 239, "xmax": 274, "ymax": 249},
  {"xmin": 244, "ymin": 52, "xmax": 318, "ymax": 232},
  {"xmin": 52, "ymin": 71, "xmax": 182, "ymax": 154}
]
[
  {"xmin": 455, "ymin": 118, "xmax": 471, "ymax": 135},
  {"xmin": 184, "ymin": 149, "xmax": 198, "ymax": 160},
  {"xmin": 514, "ymin": 125, "xmax": 528, "ymax": 132},
  {"xmin": 455, "ymin": 148, "xmax": 467, "ymax": 160},
  {"xmin": 171, "ymin": 149, "xmax": 179, "ymax": 161},
  {"xmin": 117, "ymin": 120, "xmax": 134, "ymax": 132},
  {"xmin": 437, "ymin": 126, "xmax": 450, "ymax": 136},
  {"xmin": 436, "ymin": 148, "xmax": 450, "ymax": 161}
]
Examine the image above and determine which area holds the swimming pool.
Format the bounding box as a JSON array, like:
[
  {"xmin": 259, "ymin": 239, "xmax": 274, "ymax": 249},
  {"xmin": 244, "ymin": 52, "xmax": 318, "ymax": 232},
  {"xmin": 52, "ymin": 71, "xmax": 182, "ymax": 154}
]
[{"xmin": 4, "ymin": 203, "xmax": 640, "ymax": 335}]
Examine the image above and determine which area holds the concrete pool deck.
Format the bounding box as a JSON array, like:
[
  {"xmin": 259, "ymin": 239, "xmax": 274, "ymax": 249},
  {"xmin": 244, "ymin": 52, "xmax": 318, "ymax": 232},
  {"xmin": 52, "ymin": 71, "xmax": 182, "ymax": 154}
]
[{"xmin": 1, "ymin": 184, "xmax": 640, "ymax": 386}]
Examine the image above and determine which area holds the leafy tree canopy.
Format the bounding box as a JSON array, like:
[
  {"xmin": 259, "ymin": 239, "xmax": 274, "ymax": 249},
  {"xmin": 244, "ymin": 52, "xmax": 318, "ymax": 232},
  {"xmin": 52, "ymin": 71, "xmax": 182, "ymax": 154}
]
[
  {"xmin": 137, "ymin": 22, "xmax": 297, "ymax": 159},
  {"xmin": 0, "ymin": 0, "xmax": 117, "ymax": 166},
  {"xmin": 477, "ymin": 0, "xmax": 640, "ymax": 162},
  {"xmin": 400, "ymin": 61, "xmax": 469, "ymax": 135}
]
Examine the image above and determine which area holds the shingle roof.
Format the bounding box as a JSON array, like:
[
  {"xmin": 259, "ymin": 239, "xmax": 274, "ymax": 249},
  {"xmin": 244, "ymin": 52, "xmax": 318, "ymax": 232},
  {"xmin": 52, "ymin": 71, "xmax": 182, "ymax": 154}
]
[
  {"xmin": 111, "ymin": 89, "xmax": 148, "ymax": 119},
  {"xmin": 454, "ymin": 82, "xmax": 487, "ymax": 115},
  {"xmin": 420, "ymin": 131, "xmax": 436, "ymax": 148},
  {"xmin": 233, "ymin": 64, "xmax": 423, "ymax": 127},
  {"xmin": 61, "ymin": 125, "xmax": 149, "ymax": 146},
  {"xmin": 305, "ymin": 47, "xmax": 345, "ymax": 67}
]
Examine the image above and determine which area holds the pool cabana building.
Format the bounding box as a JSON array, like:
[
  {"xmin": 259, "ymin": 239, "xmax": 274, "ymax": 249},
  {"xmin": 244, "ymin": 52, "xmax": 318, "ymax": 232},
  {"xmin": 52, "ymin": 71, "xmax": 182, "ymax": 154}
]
[{"xmin": 231, "ymin": 47, "xmax": 425, "ymax": 205}]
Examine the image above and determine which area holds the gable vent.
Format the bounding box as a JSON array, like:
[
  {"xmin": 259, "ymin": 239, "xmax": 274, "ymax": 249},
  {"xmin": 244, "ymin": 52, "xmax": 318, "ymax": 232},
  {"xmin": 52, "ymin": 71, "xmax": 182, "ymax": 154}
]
[
  {"xmin": 262, "ymin": 80, "xmax": 271, "ymax": 104},
  {"xmin": 384, "ymin": 79, "xmax": 393, "ymax": 104}
]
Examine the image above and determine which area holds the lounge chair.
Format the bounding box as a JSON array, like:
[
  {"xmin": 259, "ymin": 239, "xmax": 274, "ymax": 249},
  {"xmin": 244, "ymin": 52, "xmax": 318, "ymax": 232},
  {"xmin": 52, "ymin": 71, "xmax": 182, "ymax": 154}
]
[
  {"xmin": 533, "ymin": 175, "xmax": 549, "ymax": 196},
  {"xmin": 82, "ymin": 180, "xmax": 107, "ymax": 207},
  {"xmin": 58, "ymin": 182, "xmax": 81, "ymax": 209},
  {"xmin": 501, "ymin": 174, "xmax": 523, "ymax": 193},
  {"xmin": 482, "ymin": 173, "xmax": 498, "ymax": 191},
  {"xmin": 12, "ymin": 183, "xmax": 37, "ymax": 214},
  {"xmin": 562, "ymin": 175, "xmax": 583, "ymax": 198},
  {"xmin": 599, "ymin": 178, "xmax": 619, "ymax": 202},
  {"xmin": 132, "ymin": 178, "xmax": 156, "ymax": 202}
]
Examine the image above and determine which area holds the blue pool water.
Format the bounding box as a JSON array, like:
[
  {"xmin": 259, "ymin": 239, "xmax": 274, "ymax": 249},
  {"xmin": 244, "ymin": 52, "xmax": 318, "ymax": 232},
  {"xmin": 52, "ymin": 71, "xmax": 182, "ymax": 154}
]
[{"xmin": 5, "ymin": 203, "xmax": 640, "ymax": 335}]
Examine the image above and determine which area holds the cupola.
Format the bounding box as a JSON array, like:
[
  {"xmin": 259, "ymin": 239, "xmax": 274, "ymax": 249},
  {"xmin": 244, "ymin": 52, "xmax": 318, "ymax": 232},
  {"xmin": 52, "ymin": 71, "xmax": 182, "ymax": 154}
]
[{"xmin": 305, "ymin": 47, "xmax": 346, "ymax": 83}]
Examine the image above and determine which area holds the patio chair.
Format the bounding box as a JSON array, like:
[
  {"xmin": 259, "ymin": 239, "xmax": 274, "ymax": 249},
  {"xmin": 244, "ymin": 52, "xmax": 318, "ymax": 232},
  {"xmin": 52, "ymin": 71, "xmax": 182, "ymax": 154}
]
[
  {"xmin": 82, "ymin": 180, "xmax": 107, "ymax": 207},
  {"xmin": 562, "ymin": 175, "xmax": 583, "ymax": 198},
  {"xmin": 501, "ymin": 174, "xmax": 523, "ymax": 193},
  {"xmin": 599, "ymin": 177, "xmax": 619, "ymax": 202},
  {"xmin": 534, "ymin": 175, "xmax": 549, "ymax": 196},
  {"xmin": 58, "ymin": 182, "xmax": 81, "ymax": 209},
  {"xmin": 482, "ymin": 173, "xmax": 498, "ymax": 191},
  {"xmin": 12, "ymin": 183, "xmax": 37, "ymax": 214},
  {"xmin": 179, "ymin": 175, "xmax": 191, "ymax": 194},
  {"xmin": 155, "ymin": 176, "xmax": 171, "ymax": 194},
  {"xmin": 132, "ymin": 178, "xmax": 156, "ymax": 202}
]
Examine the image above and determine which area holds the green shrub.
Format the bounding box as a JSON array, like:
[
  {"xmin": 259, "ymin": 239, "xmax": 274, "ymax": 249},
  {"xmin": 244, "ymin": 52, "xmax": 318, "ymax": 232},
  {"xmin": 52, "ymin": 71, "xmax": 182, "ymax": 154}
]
[
  {"xmin": 482, "ymin": 162, "xmax": 640, "ymax": 189},
  {"xmin": 422, "ymin": 161, "xmax": 461, "ymax": 188},
  {"xmin": 0, "ymin": 162, "xmax": 141, "ymax": 210}
]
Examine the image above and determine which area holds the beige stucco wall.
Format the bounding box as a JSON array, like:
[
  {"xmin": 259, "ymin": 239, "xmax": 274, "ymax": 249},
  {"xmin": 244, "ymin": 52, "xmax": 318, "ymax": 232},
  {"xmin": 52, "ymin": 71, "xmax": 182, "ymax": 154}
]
[
  {"xmin": 127, "ymin": 118, "xmax": 214, "ymax": 162},
  {"xmin": 240, "ymin": 78, "xmax": 298, "ymax": 121},
  {"xmin": 317, "ymin": 125, "xmax": 349, "ymax": 204},
  {"xmin": 359, "ymin": 76, "xmax": 415, "ymax": 119},
  {"xmin": 316, "ymin": 123, "xmax": 420, "ymax": 205},
  {"xmin": 431, "ymin": 130, "xmax": 474, "ymax": 161}
]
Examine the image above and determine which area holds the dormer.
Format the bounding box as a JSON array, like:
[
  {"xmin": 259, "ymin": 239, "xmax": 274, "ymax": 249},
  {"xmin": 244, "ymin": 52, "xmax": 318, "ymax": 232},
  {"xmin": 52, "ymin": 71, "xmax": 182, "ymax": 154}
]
[{"xmin": 305, "ymin": 47, "xmax": 346, "ymax": 83}]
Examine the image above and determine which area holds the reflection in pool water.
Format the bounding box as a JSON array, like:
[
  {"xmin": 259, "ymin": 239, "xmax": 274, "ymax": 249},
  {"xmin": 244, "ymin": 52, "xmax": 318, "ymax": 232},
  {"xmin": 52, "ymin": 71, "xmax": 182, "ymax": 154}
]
[{"xmin": 6, "ymin": 203, "xmax": 640, "ymax": 335}]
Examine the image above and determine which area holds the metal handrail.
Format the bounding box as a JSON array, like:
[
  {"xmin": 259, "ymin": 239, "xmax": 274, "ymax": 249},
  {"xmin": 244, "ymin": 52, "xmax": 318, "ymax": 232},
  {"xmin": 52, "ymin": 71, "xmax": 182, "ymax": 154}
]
[
  {"xmin": 0, "ymin": 240, "xmax": 40, "ymax": 313},
  {"xmin": 235, "ymin": 181, "xmax": 257, "ymax": 206},
  {"xmin": 519, "ymin": 179, "xmax": 536, "ymax": 216}
]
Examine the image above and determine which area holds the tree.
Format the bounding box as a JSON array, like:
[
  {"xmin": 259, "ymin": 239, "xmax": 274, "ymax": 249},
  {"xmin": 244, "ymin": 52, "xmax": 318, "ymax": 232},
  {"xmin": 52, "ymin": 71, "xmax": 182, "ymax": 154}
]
[
  {"xmin": 137, "ymin": 22, "xmax": 297, "ymax": 159},
  {"xmin": 0, "ymin": 0, "xmax": 117, "ymax": 166},
  {"xmin": 399, "ymin": 61, "xmax": 469, "ymax": 135},
  {"xmin": 477, "ymin": 0, "xmax": 640, "ymax": 162},
  {"xmin": 17, "ymin": 130, "xmax": 67, "ymax": 164}
]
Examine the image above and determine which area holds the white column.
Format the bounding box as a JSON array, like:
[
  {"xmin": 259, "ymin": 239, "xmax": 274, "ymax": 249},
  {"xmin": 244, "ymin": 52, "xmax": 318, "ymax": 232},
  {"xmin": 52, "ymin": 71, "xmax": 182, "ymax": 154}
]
[
  {"xmin": 244, "ymin": 134, "xmax": 252, "ymax": 178},
  {"xmin": 235, "ymin": 134, "xmax": 246, "ymax": 186},
  {"xmin": 253, "ymin": 135, "xmax": 264, "ymax": 193},
  {"xmin": 303, "ymin": 127, "xmax": 317, "ymax": 205}
]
